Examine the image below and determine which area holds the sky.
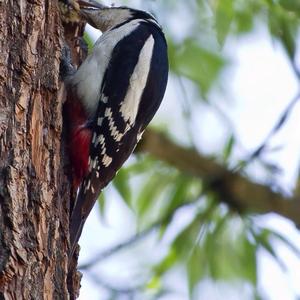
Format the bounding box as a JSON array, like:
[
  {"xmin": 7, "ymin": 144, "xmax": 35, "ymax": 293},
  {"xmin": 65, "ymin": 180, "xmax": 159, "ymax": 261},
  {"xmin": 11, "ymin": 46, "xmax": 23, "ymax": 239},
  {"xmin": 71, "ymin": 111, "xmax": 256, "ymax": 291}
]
[{"xmin": 76, "ymin": 1, "xmax": 300, "ymax": 299}]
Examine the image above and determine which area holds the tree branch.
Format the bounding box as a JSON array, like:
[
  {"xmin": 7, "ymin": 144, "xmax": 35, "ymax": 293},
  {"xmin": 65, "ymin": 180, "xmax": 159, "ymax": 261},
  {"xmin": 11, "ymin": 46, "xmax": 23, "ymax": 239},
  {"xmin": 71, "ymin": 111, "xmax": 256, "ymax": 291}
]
[{"xmin": 138, "ymin": 129, "xmax": 300, "ymax": 225}]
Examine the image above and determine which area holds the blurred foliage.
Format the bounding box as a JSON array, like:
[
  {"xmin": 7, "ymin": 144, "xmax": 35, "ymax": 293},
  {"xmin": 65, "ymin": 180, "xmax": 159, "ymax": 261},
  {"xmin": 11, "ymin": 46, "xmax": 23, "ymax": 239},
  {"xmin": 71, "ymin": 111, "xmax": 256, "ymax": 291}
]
[
  {"xmin": 168, "ymin": 38, "xmax": 226, "ymax": 97},
  {"xmin": 87, "ymin": 0, "xmax": 300, "ymax": 299}
]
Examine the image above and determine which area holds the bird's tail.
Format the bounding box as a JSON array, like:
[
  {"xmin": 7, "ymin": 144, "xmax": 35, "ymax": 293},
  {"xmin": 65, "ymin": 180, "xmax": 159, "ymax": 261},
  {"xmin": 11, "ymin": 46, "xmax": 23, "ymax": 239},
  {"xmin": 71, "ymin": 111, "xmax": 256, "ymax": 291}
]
[{"xmin": 69, "ymin": 184, "xmax": 98, "ymax": 257}]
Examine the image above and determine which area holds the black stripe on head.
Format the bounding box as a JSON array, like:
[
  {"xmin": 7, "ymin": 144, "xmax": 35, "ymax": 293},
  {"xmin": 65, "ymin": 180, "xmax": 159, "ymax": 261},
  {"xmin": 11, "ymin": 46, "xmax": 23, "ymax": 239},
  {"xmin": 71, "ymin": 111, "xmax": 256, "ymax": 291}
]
[
  {"xmin": 116, "ymin": 6, "xmax": 158, "ymax": 22},
  {"xmin": 130, "ymin": 9, "xmax": 157, "ymax": 23},
  {"xmin": 112, "ymin": 7, "xmax": 161, "ymax": 31}
]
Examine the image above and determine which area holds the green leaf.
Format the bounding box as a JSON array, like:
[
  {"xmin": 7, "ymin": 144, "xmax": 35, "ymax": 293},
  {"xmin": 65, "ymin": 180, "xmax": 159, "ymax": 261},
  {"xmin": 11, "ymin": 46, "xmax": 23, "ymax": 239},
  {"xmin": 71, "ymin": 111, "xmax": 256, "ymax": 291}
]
[
  {"xmin": 187, "ymin": 246, "xmax": 205, "ymax": 297},
  {"xmin": 83, "ymin": 32, "xmax": 94, "ymax": 53},
  {"xmin": 204, "ymin": 214, "xmax": 228, "ymax": 280},
  {"xmin": 169, "ymin": 39, "xmax": 226, "ymax": 96},
  {"xmin": 136, "ymin": 172, "xmax": 173, "ymax": 221},
  {"xmin": 113, "ymin": 168, "xmax": 131, "ymax": 205},
  {"xmin": 158, "ymin": 222, "xmax": 168, "ymax": 240},
  {"xmin": 162, "ymin": 175, "xmax": 201, "ymax": 219},
  {"xmin": 125, "ymin": 155, "xmax": 158, "ymax": 175},
  {"xmin": 239, "ymin": 235, "xmax": 257, "ymax": 284},
  {"xmin": 279, "ymin": 0, "xmax": 300, "ymax": 12},
  {"xmin": 98, "ymin": 192, "xmax": 106, "ymax": 218},
  {"xmin": 223, "ymin": 135, "xmax": 235, "ymax": 163},
  {"xmin": 200, "ymin": 213, "xmax": 257, "ymax": 284},
  {"xmin": 172, "ymin": 218, "xmax": 202, "ymax": 259},
  {"xmin": 146, "ymin": 275, "xmax": 162, "ymax": 291},
  {"xmin": 154, "ymin": 247, "xmax": 177, "ymax": 276},
  {"xmin": 215, "ymin": 0, "xmax": 234, "ymax": 46},
  {"xmin": 268, "ymin": 7, "xmax": 298, "ymax": 60},
  {"xmin": 253, "ymin": 228, "xmax": 287, "ymax": 271},
  {"xmin": 280, "ymin": 18, "xmax": 297, "ymax": 60},
  {"xmin": 172, "ymin": 202, "xmax": 216, "ymax": 259},
  {"xmin": 234, "ymin": 9, "xmax": 254, "ymax": 34}
]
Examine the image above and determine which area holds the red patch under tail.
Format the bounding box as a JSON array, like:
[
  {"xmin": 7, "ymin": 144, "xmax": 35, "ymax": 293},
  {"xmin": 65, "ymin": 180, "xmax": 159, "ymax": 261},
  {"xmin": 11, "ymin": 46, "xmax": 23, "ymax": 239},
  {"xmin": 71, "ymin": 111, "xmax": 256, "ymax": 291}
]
[{"xmin": 64, "ymin": 98, "xmax": 91, "ymax": 189}]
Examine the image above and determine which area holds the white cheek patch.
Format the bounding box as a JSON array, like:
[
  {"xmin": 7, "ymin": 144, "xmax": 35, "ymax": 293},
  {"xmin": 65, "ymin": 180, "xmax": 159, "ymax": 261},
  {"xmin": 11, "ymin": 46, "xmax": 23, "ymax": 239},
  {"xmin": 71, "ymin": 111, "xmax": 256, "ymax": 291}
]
[{"xmin": 119, "ymin": 34, "xmax": 155, "ymax": 125}]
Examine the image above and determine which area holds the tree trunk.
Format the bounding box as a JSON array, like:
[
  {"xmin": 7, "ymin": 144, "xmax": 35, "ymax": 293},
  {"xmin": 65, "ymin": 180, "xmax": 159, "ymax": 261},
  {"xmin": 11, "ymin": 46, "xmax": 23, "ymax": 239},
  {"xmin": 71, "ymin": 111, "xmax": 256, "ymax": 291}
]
[{"xmin": 0, "ymin": 0, "xmax": 81, "ymax": 298}]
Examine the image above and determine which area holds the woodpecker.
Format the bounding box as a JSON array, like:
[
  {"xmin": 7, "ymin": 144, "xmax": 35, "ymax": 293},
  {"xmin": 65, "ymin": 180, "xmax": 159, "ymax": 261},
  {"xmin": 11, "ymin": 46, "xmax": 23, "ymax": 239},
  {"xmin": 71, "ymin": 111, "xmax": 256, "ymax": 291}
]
[{"xmin": 61, "ymin": 0, "xmax": 169, "ymax": 255}]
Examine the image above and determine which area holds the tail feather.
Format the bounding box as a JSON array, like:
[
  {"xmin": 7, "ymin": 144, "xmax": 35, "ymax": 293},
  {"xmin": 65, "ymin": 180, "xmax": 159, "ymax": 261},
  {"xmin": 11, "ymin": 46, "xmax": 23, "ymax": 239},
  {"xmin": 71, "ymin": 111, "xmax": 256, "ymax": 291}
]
[
  {"xmin": 69, "ymin": 170, "xmax": 113, "ymax": 257},
  {"xmin": 69, "ymin": 184, "xmax": 98, "ymax": 257}
]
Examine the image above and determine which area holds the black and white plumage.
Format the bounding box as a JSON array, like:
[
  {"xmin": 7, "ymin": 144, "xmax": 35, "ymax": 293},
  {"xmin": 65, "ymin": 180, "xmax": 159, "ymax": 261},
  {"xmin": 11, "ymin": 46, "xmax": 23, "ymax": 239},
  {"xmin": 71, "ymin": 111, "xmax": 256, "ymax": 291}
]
[{"xmin": 65, "ymin": 1, "xmax": 169, "ymax": 255}]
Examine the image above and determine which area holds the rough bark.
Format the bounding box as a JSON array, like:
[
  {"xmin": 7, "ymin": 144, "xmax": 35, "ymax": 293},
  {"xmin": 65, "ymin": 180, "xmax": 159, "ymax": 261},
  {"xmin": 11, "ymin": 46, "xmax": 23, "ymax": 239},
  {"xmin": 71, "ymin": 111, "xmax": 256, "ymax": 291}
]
[{"xmin": 0, "ymin": 0, "xmax": 80, "ymax": 299}]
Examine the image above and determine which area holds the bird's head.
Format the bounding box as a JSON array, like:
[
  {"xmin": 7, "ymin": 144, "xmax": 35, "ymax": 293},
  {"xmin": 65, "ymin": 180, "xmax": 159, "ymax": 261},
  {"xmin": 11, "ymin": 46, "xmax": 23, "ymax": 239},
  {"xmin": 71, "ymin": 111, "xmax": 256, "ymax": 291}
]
[{"xmin": 75, "ymin": 0, "xmax": 159, "ymax": 32}]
